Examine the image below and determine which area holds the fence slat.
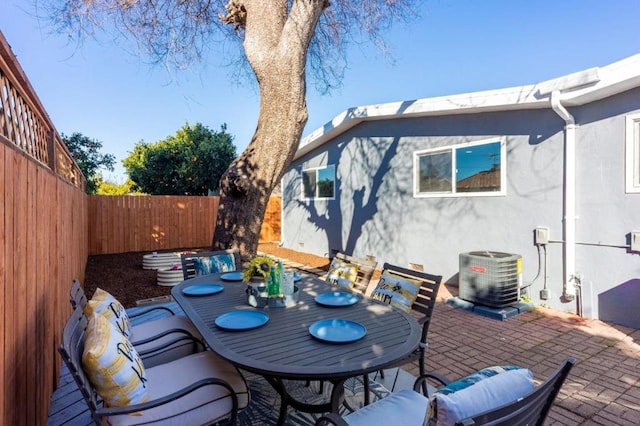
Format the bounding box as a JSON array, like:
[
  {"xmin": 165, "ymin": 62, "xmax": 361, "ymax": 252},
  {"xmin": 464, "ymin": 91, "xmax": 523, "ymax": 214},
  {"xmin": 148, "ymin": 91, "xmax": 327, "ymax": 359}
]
[
  {"xmin": 25, "ymin": 158, "xmax": 37, "ymax": 426},
  {"xmin": 0, "ymin": 142, "xmax": 6, "ymax": 425}
]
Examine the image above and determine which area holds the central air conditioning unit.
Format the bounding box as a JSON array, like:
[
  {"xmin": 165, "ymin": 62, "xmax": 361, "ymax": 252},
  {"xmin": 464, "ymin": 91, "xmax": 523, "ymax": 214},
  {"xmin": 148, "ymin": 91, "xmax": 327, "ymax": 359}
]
[{"xmin": 459, "ymin": 251, "xmax": 522, "ymax": 308}]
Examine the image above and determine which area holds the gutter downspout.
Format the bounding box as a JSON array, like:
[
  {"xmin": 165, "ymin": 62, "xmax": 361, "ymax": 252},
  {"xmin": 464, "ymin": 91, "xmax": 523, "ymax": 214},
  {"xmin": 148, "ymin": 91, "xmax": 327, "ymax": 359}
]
[{"xmin": 550, "ymin": 90, "xmax": 577, "ymax": 301}]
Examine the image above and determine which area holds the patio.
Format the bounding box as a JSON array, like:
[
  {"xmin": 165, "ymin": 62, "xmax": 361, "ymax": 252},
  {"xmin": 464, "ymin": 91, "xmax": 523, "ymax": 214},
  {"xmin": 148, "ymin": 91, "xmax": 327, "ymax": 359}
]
[{"xmin": 48, "ymin": 249, "xmax": 640, "ymax": 425}]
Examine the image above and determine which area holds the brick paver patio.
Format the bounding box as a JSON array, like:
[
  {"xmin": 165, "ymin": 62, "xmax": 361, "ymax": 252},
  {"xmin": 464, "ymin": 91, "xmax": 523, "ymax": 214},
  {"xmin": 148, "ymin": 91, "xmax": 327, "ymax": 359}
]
[{"xmin": 280, "ymin": 255, "xmax": 640, "ymax": 425}]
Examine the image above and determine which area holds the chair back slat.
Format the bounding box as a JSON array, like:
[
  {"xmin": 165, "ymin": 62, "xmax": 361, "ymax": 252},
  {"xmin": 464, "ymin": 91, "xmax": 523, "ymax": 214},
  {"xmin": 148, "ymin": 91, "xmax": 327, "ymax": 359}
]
[
  {"xmin": 180, "ymin": 249, "xmax": 241, "ymax": 280},
  {"xmin": 457, "ymin": 358, "xmax": 576, "ymax": 426},
  {"xmin": 58, "ymin": 307, "xmax": 102, "ymax": 424},
  {"xmin": 70, "ymin": 278, "xmax": 88, "ymax": 310},
  {"xmin": 334, "ymin": 252, "xmax": 378, "ymax": 294}
]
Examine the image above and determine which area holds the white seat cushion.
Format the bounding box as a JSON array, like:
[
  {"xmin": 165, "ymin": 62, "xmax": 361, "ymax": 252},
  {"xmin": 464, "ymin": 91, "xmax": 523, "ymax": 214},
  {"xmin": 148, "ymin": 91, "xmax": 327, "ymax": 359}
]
[
  {"xmin": 131, "ymin": 315, "xmax": 203, "ymax": 367},
  {"xmin": 107, "ymin": 351, "xmax": 250, "ymax": 426},
  {"xmin": 344, "ymin": 389, "xmax": 428, "ymax": 426}
]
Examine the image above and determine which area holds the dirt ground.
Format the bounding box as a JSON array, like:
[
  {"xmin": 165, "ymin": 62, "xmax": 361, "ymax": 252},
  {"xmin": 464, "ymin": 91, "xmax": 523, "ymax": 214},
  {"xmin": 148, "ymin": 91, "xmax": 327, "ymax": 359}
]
[{"xmin": 84, "ymin": 242, "xmax": 332, "ymax": 308}]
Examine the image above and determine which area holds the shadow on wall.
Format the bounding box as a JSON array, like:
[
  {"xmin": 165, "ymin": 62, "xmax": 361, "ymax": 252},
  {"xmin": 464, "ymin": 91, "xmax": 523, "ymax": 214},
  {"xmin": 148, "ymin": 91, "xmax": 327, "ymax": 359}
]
[{"xmin": 598, "ymin": 279, "xmax": 640, "ymax": 329}]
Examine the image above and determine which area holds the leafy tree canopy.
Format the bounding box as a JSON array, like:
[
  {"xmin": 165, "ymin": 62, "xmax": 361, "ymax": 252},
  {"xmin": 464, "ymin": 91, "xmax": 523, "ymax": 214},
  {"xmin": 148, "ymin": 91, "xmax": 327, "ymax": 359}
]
[
  {"xmin": 96, "ymin": 177, "xmax": 141, "ymax": 195},
  {"xmin": 123, "ymin": 122, "xmax": 237, "ymax": 195},
  {"xmin": 62, "ymin": 132, "xmax": 116, "ymax": 194}
]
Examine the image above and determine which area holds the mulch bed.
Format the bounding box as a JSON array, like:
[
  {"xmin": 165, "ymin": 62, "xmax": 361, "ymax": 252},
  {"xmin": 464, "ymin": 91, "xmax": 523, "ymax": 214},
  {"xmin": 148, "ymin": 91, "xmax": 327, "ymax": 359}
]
[{"xmin": 84, "ymin": 243, "xmax": 332, "ymax": 308}]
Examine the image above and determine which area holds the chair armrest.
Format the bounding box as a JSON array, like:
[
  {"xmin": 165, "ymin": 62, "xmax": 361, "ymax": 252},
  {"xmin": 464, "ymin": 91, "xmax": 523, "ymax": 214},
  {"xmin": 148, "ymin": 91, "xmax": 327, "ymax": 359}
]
[
  {"xmin": 130, "ymin": 328, "xmax": 195, "ymax": 346},
  {"xmin": 315, "ymin": 413, "xmax": 349, "ymax": 426},
  {"xmin": 413, "ymin": 372, "xmax": 451, "ymax": 395},
  {"xmin": 95, "ymin": 377, "xmax": 238, "ymax": 419},
  {"xmin": 136, "ymin": 334, "xmax": 205, "ymax": 359},
  {"xmin": 128, "ymin": 305, "xmax": 176, "ymax": 319}
]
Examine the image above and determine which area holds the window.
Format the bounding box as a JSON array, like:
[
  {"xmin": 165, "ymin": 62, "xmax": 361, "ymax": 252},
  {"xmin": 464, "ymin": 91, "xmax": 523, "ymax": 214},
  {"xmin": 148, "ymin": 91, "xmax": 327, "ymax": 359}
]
[
  {"xmin": 626, "ymin": 113, "xmax": 640, "ymax": 193},
  {"xmin": 414, "ymin": 138, "xmax": 506, "ymax": 197},
  {"xmin": 302, "ymin": 165, "xmax": 335, "ymax": 199}
]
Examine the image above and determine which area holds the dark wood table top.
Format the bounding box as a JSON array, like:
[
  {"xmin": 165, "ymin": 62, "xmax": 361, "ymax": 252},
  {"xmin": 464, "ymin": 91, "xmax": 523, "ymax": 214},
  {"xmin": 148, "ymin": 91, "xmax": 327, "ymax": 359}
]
[{"xmin": 172, "ymin": 273, "xmax": 421, "ymax": 381}]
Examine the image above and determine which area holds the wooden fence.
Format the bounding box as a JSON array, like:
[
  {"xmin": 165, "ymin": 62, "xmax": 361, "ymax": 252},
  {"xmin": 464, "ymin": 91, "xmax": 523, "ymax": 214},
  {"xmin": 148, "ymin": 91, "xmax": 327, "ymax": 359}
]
[
  {"xmin": 0, "ymin": 28, "xmax": 282, "ymax": 425},
  {"xmin": 1, "ymin": 31, "xmax": 88, "ymax": 425},
  {"xmin": 88, "ymin": 195, "xmax": 281, "ymax": 254}
]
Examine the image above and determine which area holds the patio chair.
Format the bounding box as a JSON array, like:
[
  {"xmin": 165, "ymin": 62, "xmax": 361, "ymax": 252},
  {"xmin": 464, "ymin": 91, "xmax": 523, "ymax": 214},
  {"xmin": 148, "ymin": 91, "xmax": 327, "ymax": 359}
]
[
  {"xmin": 180, "ymin": 249, "xmax": 241, "ymax": 280},
  {"xmin": 59, "ymin": 306, "xmax": 249, "ymax": 425},
  {"xmin": 70, "ymin": 279, "xmax": 204, "ymax": 367},
  {"xmin": 327, "ymin": 252, "xmax": 378, "ymax": 295},
  {"xmin": 369, "ymin": 263, "xmax": 442, "ymax": 395},
  {"xmin": 313, "ymin": 262, "xmax": 439, "ymax": 404},
  {"xmin": 308, "ymin": 252, "xmax": 378, "ymax": 394},
  {"xmin": 315, "ymin": 357, "xmax": 576, "ymax": 426}
]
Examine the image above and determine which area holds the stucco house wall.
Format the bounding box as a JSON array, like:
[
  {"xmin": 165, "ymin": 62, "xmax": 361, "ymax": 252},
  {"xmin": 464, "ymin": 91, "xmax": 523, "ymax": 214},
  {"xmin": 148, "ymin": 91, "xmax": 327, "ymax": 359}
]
[
  {"xmin": 572, "ymin": 87, "xmax": 640, "ymax": 324},
  {"xmin": 281, "ymin": 57, "xmax": 640, "ymax": 327}
]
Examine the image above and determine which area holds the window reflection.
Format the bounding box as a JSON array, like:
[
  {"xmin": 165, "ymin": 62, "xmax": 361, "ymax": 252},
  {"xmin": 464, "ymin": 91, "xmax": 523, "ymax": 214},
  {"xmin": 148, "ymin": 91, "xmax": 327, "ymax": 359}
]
[
  {"xmin": 415, "ymin": 139, "xmax": 504, "ymax": 196},
  {"xmin": 302, "ymin": 165, "xmax": 335, "ymax": 199}
]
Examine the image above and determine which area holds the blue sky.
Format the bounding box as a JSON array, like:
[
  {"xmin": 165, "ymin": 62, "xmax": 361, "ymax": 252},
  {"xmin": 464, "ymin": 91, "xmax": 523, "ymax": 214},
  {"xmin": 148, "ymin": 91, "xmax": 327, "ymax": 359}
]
[{"xmin": 2, "ymin": 1, "xmax": 640, "ymax": 183}]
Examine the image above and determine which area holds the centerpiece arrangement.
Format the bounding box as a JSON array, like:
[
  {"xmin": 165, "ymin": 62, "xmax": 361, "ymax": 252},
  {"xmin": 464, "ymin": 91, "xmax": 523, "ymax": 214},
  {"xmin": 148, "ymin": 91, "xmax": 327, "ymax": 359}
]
[
  {"xmin": 242, "ymin": 255, "xmax": 298, "ymax": 308},
  {"xmin": 242, "ymin": 256, "xmax": 276, "ymax": 283}
]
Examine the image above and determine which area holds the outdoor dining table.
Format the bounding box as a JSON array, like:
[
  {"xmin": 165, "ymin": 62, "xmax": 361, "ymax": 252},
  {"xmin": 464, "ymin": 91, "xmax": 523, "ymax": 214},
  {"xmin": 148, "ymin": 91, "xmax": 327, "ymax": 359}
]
[{"xmin": 171, "ymin": 272, "xmax": 422, "ymax": 425}]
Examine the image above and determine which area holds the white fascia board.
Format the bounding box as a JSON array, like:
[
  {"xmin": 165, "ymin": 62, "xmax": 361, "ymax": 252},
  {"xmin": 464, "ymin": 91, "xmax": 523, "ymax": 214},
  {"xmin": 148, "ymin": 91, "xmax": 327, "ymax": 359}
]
[
  {"xmin": 295, "ymin": 53, "xmax": 640, "ymax": 160},
  {"xmin": 555, "ymin": 53, "xmax": 640, "ymax": 105},
  {"xmin": 295, "ymin": 85, "xmax": 546, "ymax": 160}
]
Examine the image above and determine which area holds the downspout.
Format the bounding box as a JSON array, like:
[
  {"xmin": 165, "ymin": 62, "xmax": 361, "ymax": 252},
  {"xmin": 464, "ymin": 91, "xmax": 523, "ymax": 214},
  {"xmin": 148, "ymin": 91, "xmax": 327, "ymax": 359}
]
[{"xmin": 550, "ymin": 90, "xmax": 577, "ymax": 301}]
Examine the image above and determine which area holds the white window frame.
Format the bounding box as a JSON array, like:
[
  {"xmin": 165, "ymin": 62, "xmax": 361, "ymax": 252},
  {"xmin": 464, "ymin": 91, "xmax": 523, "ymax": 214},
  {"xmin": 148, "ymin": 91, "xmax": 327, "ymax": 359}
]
[
  {"xmin": 413, "ymin": 137, "xmax": 507, "ymax": 198},
  {"xmin": 301, "ymin": 165, "xmax": 336, "ymax": 200},
  {"xmin": 626, "ymin": 113, "xmax": 640, "ymax": 193}
]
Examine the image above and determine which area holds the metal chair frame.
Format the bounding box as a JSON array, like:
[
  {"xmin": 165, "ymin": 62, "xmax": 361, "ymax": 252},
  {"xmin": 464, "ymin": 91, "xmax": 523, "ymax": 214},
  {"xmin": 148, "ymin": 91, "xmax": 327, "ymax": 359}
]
[
  {"xmin": 70, "ymin": 279, "xmax": 201, "ymax": 361},
  {"xmin": 58, "ymin": 307, "xmax": 238, "ymax": 425},
  {"xmin": 375, "ymin": 263, "xmax": 443, "ymax": 394},
  {"xmin": 315, "ymin": 358, "xmax": 576, "ymax": 426}
]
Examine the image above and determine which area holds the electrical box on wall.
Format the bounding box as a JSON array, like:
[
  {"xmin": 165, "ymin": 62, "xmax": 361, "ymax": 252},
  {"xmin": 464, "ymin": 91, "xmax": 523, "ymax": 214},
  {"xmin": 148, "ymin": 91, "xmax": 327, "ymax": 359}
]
[
  {"xmin": 534, "ymin": 227, "xmax": 550, "ymax": 245},
  {"xmin": 632, "ymin": 231, "xmax": 640, "ymax": 252}
]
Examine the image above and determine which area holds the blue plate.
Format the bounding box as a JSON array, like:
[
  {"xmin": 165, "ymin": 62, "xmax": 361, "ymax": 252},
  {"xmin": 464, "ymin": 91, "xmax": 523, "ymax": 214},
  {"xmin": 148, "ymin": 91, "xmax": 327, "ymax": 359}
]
[
  {"xmin": 293, "ymin": 272, "xmax": 302, "ymax": 282},
  {"xmin": 309, "ymin": 319, "xmax": 367, "ymax": 343},
  {"xmin": 215, "ymin": 311, "xmax": 269, "ymax": 331},
  {"xmin": 315, "ymin": 291, "xmax": 360, "ymax": 307},
  {"xmin": 220, "ymin": 271, "xmax": 244, "ymax": 281},
  {"xmin": 182, "ymin": 284, "xmax": 224, "ymax": 296}
]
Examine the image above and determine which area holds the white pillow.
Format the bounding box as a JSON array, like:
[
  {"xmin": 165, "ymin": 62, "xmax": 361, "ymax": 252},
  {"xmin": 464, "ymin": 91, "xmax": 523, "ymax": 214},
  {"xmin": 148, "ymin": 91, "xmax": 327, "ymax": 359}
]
[
  {"xmin": 82, "ymin": 313, "xmax": 148, "ymax": 409},
  {"xmin": 84, "ymin": 288, "xmax": 132, "ymax": 338},
  {"xmin": 429, "ymin": 366, "xmax": 534, "ymax": 425}
]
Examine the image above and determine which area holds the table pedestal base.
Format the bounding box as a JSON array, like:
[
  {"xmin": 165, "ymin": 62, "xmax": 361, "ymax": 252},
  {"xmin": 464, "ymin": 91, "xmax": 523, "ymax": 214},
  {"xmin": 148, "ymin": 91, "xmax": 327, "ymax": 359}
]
[{"xmin": 264, "ymin": 377, "xmax": 347, "ymax": 426}]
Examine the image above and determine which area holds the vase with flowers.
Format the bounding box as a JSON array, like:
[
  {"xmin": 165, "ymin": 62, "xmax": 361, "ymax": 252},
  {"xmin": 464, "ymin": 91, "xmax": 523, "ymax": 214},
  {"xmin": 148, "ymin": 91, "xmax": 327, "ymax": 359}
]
[
  {"xmin": 243, "ymin": 255, "xmax": 298, "ymax": 308},
  {"xmin": 242, "ymin": 255, "xmax": 276, "ymax": 284}
]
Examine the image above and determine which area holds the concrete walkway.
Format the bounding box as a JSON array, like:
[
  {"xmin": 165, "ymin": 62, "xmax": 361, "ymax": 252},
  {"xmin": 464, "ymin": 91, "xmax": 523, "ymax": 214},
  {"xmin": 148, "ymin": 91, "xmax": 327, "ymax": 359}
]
[{"xmin": 278, "ymin": 256, "xmax": 640, "ymax": 425}]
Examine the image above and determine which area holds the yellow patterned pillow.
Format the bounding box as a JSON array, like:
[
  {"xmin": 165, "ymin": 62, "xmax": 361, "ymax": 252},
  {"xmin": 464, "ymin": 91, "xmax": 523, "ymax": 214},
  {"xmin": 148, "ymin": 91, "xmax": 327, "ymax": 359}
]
[
  {"xmin": 370, "ymin": 270, "xmax": 421, "ymax": 312},
  {"xmin": 84, "ymin": 288, "xmax": 132, "ymax": 338},
  {"xmin": 326, "ymin": 258, "xmax": 359, "ymax": 289},
  {"xmin": 82, "ymin": 313, "xmax": 148, "ymax": 410}
]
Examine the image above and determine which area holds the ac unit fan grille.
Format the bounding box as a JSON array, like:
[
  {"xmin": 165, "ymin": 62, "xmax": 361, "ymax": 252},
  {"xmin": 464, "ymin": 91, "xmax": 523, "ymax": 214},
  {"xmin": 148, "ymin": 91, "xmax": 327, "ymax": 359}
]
[{"xmin": 459, "ymin": 251, "xmax": 522, "ymax": 308}]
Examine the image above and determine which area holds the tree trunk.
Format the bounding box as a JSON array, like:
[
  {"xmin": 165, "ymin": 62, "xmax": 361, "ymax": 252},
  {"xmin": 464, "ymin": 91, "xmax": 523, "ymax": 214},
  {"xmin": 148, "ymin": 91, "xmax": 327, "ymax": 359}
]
[{"xmin": 212, "ymin": 0, "xmax": 326, "ymax": 259}]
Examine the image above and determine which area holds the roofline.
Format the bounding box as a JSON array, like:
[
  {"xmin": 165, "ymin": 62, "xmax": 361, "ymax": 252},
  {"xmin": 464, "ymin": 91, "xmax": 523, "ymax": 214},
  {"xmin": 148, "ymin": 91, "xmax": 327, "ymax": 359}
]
[{"xmin": 295, "ymin": 53, "xmax": 640, "ymax": 160}]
